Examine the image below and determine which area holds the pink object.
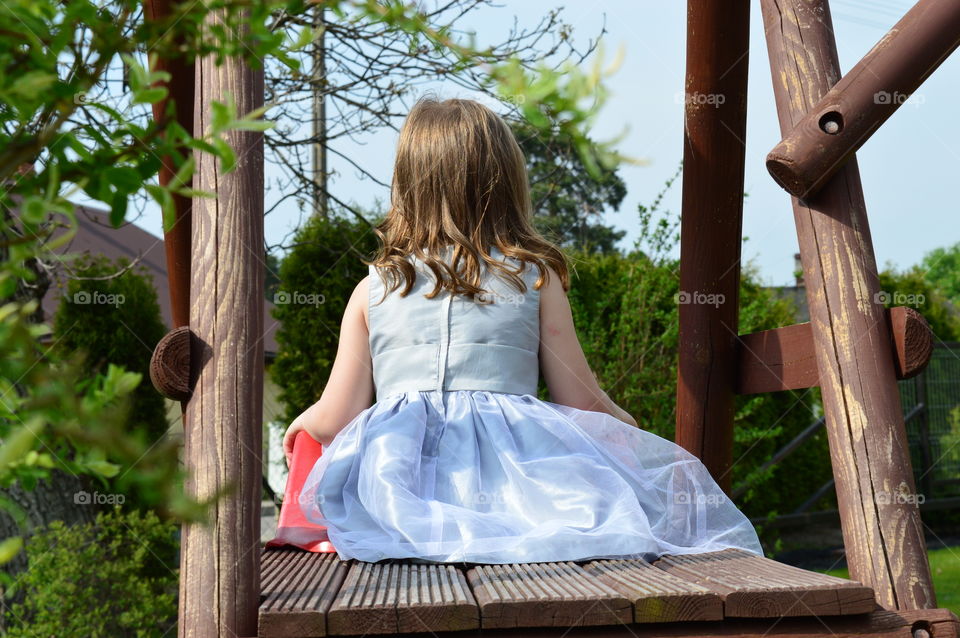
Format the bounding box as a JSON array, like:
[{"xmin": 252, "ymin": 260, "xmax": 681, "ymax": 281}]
[{"xmin": 265, "ymin": 430, "xmax": 337, "ymax": 553}]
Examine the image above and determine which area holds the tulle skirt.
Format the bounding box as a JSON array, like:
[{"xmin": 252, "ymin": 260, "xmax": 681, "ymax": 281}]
[{"xmin": 300, "ymin": 391, "xmax": 763, "ymax": 564}]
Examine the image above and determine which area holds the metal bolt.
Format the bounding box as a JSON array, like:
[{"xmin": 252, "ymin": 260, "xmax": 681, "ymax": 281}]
[{"xmin": 822, "ymin": 118, "xmax": 841, "ymax": 134}]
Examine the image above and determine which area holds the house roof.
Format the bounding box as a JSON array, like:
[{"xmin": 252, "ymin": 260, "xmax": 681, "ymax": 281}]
[{"xmin": 39, "ymin": 204, "xmax": 279, "ymax": 356}]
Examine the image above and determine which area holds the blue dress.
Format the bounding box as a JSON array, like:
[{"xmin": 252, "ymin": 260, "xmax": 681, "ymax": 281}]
[{"xmin": 300, "ymin": 248, "xmax": 763, "ymax": 564}]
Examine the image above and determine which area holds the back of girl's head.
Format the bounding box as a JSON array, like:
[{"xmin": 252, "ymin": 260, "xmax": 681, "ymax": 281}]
[{"xmin": 371, "ymin": 96, "xmax": 569, "ymax": 299}]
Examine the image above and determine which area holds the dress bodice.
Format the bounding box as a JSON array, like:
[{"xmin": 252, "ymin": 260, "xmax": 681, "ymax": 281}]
[{"xmin": 367, "ymin": 248, "xmax": 541, "ymax": 400}]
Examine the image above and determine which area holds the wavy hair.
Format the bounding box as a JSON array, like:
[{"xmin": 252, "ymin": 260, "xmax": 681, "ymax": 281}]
[{"xmin": 369, "ymin": 96, "xmax": 569, "ymax": 300}]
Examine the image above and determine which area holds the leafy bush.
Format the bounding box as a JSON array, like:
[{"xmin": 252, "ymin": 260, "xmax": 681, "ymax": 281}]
[
  {"xmin": 52, "ymin": 254, "xmax": 169, "ymax": 445},
  {"xmin": 4, "ymin": 507, "xmax": 178, "ymax": 638},
  {"xmin": 270, "ymin": 213, "xmax": 380, "ymax": 424}
]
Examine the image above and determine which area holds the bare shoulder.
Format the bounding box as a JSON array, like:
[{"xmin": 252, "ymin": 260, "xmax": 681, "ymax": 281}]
[
  {"xmin": 538, "ymin": 265, "xmax": 569, "ymax": 323},
  {"xmin": 345, "ymin": 275, "xmax": 371, "ymax": 329}
]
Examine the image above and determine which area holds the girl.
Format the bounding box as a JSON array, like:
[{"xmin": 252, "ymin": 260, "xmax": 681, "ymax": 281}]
[{"xmin": 283, "ymin": 96, "xmax": 763, "ymax": 564}]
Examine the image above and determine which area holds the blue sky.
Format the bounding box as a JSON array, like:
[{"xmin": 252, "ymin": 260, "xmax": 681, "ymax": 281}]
[{"xmin": 122, "ymin": 0, "xmax": 959, "ymax": 286}]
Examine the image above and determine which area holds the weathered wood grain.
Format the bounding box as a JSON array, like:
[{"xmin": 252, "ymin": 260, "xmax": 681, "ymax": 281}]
[
  {"xmin": 406, "ymin": 607, "xmax": 958, "ymax": 637},
  {"xmin": 736, "ymin": 306, "xmax": 933, "ymax": 394},
  {"xmin": 178, "ymin": 9, "xmax": 266, "ymax": 636},
  {"xmin": 760, "ymin": 0, "xmax": 936, "ymax": 611},
  {"xmin": 258, "ymin": 548, "xmax": 351, "ymax": 638},
  {"xmin": 766, "ymin": 0, "xmax": 960, "ymax": 198},
  {"xmin": 149, "ymin": 325, "xmax": 192, "ymax": 400},
  {"xmin": 466, "ymin": 561, "xmax": 633, "ymax": 629},
  {"xmin": 583, "ymin": 558, "xmax": 723, "ymax": 622},
  {"xmin": 654, "ymin": 548, "xmax": 876, "ymax": 618},
  {"xmin": 327, "ymin": 560, "xmax": 478, "ymax": 635},
  {"xmin": 675, "ymin": 0, "xmax": 751, "ymax": 493}
]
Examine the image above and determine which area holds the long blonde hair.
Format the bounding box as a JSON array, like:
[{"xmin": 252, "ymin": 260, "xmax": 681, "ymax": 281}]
[{"xmin": 369, "ymin": 96, "xmax": 569, "ymax": 300}]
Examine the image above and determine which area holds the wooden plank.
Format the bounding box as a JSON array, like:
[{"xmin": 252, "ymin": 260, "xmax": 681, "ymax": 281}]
[
  {"xmin": 409, "ymin": 608, "xmax": 959, "ymax": 637},
  {"xmin": 258, "ymin": 548, "xmax": 351, "ymax": 638},
  {"xmin": 653, "ymin": 548, "xmax": 875, "ymax": 618},
  {"xmin": 583, "ymin": 558, "xmax": 723, "ymax": 622},
  {"xmin": 766, "ymin": 0, "xmax": 960, "ymax": 198},
  {"xmin": 674, "ymin": 0, "xmax": 751, "ymax": 492},
  {"xmin": 736, "ymin": 306, "xmax": 933, "ymax": 394},
  {"xmin": 760, "ymin": 0, "xmax": 936, "ymax": 610},
  {"xmin": 466, "ymin": 561, "xmax": 632, "ymax": 629},
  {"xmin": 327, "ymin": 561, "xmax": 478, "ymax": 635}
]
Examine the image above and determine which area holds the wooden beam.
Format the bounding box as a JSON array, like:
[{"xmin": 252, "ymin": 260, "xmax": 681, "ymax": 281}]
[
  {"xmin": 143, "ymin": 0, "xmax": 194, "ymax": 329},
  {"xmin": 675, "ymin": 0, "xmax": 750, "ymax": 493},
  {"xmin": 760, "ymin": 0, "xmax": 936, "ymax": 611},
  {"xmin": 736, "ymin": 306, "xmax": 933, "ymax": 394},
  {"xmin": 766, "ymin": 0, "xmax": 960, "ymax": 199},
  {"xmin": 178, "ymin": 8, "xmax": 265, "ymax": 637},
  {"xmin": 382, "ymin": 608, "xmax": 960, "ymax": 637}
]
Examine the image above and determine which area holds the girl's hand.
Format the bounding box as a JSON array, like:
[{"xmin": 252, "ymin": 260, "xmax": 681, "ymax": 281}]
[{"xmin": 282, "ymin": 418, "xmax": 306, "ymax": 468}]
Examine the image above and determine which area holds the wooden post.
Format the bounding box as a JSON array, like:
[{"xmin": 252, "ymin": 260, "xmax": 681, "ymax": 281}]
[
  {"xmin": 760, "ymin": 0, "xmax": 935, "ymax": 610},
  {"xmin": 143, "ymin": 0, "xmax": 194, "ymax": 329},
  {"xmin": 675, "ymin": 0, "xmax": 750, "ymax": 492},
  {"xmin": 765, "ymin": 0, "xmax": 960, "ymax": 199},
  {"xmin": 178, "ymin": 8, "xmax": 265, "ymax": 638}
]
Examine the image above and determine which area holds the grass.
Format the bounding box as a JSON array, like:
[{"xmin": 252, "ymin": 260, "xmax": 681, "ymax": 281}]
[{"xmin": 820, "ymin": 546, "xmax": 960, "ymax": 615}]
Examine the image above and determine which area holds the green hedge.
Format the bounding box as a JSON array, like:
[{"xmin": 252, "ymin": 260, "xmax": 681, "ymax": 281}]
[
  {"xmin": 270, "ymin": 214, "xmax": 380, "ymax": 425},
  {"xmin": 4, "ymin": 507, "xmax": 178, "ymax": 637},
  {"xmin": 52, "ymin": 254, "xmax": 169, "ymax": 444}
]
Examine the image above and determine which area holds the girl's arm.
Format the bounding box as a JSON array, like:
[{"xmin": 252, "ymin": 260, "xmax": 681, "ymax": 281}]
[
  {"xmin": 283, "ymin": 276, "xmax": 374, "ymax": 460},
  {"xmin": 538, "ymin": 267, "xmax": 639, "ymax": 427}
]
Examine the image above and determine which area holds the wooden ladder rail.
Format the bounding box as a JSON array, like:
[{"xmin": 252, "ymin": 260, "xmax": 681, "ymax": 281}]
[{"xmin": 760, "ymin": 0, "xmax": 936, "ymax": 611}]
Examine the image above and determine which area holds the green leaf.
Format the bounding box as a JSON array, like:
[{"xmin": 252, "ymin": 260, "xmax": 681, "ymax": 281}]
[
  {"xmin": 0, "ymin": 421, "xmax": 42, "ymax": 471},
  {"xmin": 0, "ymin": 537, "xmax": 23, "ymax": 565},
  {"xmin": 21, "ymin": 196, "xmax": 47, "ymax": 224},
  {"xmin": 109, "ymin": 189, "xmax": 128, "ymax": 227},
  {"xmin": 210, "ymin": 100, "xmax": 232, "ymax": 134},
  {"xmin": 231, "ymin": 118, "xmax": 273, "ymax": 132},
  {"xmin": 105, "ymin": 166, "xmax": 142, "ymax": 193},
  {"xmin": 212, "ymin": 137, "xmax": 236, "ymax": 173},
  {"xmin": 132, "ymin": 87, "xmax": 168, "ymax": 105},
  {"xmin": 85, "ymin": 460, "xmax": 121, "ymax": 478}
]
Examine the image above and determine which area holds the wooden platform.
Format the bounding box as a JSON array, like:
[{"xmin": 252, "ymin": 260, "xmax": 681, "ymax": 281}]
[{"xmin": 256, "ymin": 546, "xmax": 960, "ymax": 638}]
